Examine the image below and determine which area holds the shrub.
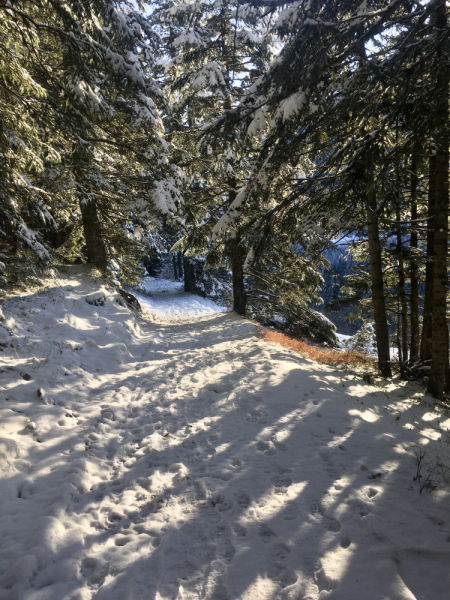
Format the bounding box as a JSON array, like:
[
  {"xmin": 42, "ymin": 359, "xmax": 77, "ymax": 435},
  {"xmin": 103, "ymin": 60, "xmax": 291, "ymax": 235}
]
[{"xmin": 260, "ymin": 329, "xmax": 372, "ymax": 368}]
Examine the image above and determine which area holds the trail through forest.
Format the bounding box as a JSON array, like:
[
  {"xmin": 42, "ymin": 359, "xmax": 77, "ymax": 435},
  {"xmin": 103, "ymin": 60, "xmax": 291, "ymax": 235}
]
[{"xmin": 1, "ymin": 268, "xmax": 450, "ymax": 600}]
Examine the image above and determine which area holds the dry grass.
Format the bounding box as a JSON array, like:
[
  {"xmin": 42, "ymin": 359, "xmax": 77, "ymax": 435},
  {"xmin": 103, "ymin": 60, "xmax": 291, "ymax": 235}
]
[{"xmin": 259, "ymin": 329, "xmax": 374, "ymax": 369}]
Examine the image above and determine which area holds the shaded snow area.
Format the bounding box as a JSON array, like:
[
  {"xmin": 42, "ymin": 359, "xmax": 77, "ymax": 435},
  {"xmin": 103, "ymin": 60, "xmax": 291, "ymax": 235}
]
[
  {"xmin": 1, "ymin": 268, "xmax": 450, "ymax": 600},
  {"xmin": 139, "ymin": 278, "xmax": 185, "ymax": 296},
  {"xmin": 135, "ymin": 277, "xmax": 226, "ymax": 323}
]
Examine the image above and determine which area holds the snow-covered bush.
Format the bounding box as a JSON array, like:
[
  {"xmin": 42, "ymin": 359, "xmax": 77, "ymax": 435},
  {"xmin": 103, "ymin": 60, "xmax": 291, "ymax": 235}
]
[
  {"xmin": 342, "ymin": 323, "xmax": 374, "ymax": 353},
  {"xmin": 266, "ymin": 307, "xmax": 338, "ymax": 347}
]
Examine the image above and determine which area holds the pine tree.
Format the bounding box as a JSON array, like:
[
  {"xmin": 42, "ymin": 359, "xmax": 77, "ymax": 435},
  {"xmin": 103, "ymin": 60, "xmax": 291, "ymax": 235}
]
[
  {"xmin": 201, "ymin": 0, "xmax": 448, "ymax": 381},
  {"xmin": 154, "ymin": 0, "xmax": 272, "ymax": 313},
  {"xmin": 1, "ymin": 0, "xmax": 187, "ymax": 282}
]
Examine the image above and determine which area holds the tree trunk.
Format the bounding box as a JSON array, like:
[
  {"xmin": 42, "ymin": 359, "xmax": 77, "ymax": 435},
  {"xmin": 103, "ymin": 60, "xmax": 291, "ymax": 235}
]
[
  {"xmin": 409, "ymin": 155, "xmax": 420, "ymax": 364},
  {"xmin": 184, "ymin": 256, "xmax": 195, "ymax": 292},
  {"xmin": 177, "ymin": 252, "xmax": 183, "ymax": 279},
  {"xmin": 396, "ymin": 207, "xmax": 408, "ymax": 372},
  {"xmin": 428, "ymin": 148, "xmax": 449, "ymax": 399},
  {"xmin": 446, "ymin": 325, "xmax": 450, "ymax": 394},
  {"xmin": 420, "ymin": 155, "xmax": 436, "ymax": 364},
  {"xmin": 365, "ymin": 161, "xmax": 392, "ymax": 377},
  {"xmin": 173, "ymin": 255, "xmax": 178, "ymax": 280},
  {"xmin": 428, "ymin": 148, "xmax": 449, "ymax": 398},
  {"xmin": 427, "ymin": 0, "xmax": 449, "ymax": 400},
  {"xmin": 73, "ymin": 145, "xmax": 108, "ymax": 271},
  {"xmin": 227, "ymin": 178, "xmax": 247, "ymax": 315},
  {"xmin": 230, "ymin": 234, "xmax": 247, "ymax": 315},
  {"xmin": 79, "ymin": 199, "xmax": 108, "ymax": 271},
  {"xmin": 397, "ymin": 297, "xmax": 403, "ymax": 367}
]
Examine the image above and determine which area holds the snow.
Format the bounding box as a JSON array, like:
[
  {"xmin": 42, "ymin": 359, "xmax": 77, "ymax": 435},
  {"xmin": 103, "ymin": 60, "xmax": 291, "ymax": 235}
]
[
  {"xmin": 1, "ymin": 266, "xmax": 450, "ymax": 600},
  {"xmin": 151, "ymin": 179, "xmax": 184, "ymax": 215},
  {"xmin": 276, "ymin": 91, "xmax": 307, "ymax": 122},
  {"xmin": 336, "ymin": 332, "xmax": 398, "ymax": 359},
  {"xmin": 191, "ymin": 62, "xmax": 227, "ymax": 94},
  {"xmin": 173, "ymin": 30, "xmax": 206, "ymax": 48},
  {"xmin": 139, "ymin": 277, "xmax": 185, "ymax": 295},
  {"xmin": 212, "ymin": 186, "xmax": 247, "ymax": 238},
  {"xmin": 135, "ymin": 277, "xmax": 226, "ymax": 322}
]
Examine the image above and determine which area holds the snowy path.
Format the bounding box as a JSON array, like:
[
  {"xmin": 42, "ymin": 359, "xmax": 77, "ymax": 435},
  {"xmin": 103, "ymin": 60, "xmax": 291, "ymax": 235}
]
[
  {"xmin": 1, "ymin": 269, "xmax": 450, "ymax": 600},
  {"xmin": 134, "ymin": 277, "xmax": 227, "ymax": 322}
]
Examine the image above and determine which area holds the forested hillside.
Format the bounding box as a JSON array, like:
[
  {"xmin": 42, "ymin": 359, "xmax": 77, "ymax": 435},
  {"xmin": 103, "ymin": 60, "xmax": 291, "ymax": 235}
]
[
  {"xmin": 1, "ymin": 3, "xmax": 450, "ymax": 598},
  {"xmin": 1, "ymin": 0, "xmax": 448, "ymax": 398}
]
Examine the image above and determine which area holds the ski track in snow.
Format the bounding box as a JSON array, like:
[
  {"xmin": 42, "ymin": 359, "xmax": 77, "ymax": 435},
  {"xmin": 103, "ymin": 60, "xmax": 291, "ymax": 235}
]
[{"xmin": 1, "ymin": 268, "xmax": 450, "ymax": 600}]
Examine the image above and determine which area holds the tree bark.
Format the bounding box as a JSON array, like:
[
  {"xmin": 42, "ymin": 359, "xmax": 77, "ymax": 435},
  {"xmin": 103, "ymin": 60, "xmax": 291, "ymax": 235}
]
[
  {"xmin": 427, "ymin": 0, "xmax": 449, "ymax": 400},
  {"xmin": 428, "ymin": 147, "xmax": 449, "ymax": 398},
  {"xmin": 396, "ymin": 207, "xmax": 409, "ymax": 372},
  {"xmin": 229, "ymin": 233, "xmax": 247, "ymax": 315},
  {"xmin": 409, "ymin": 155, "xmax": 420, "ymax": 364},
  {"xmin": 177, "ymin": 252, "xmax": 183, "ymax": 279},
  {"xmin": 79, "ymin": 199, "xmax": 108, "ymax": 271},
  {"xmin": 184, "ymin": 256, "xmax": 196, "ymax": 292},
  {"xmin": 420, "ymin": 155, "xmax": 436, "ymax": 364},
  {"xmin": 365, "ymin": 161, "xmax": 392, "ymax": 377},
  {"xmin": 397, "ymin": 297, "xmax": 403, "ymax": 367},
  {"xmin": 227, "ymin": 178, "xmax": 247, "ymax": 315},
  {"xmin": 428, "ymin": 149, "xmax": 449, "ymax": 399},
  {"xmin": 73, "ymin": 146, "xmax": 108, "ymax": 271}
]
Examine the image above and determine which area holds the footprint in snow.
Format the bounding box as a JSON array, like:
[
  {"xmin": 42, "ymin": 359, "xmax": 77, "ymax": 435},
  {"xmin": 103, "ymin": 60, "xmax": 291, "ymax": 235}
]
[
  {"xmin": 235, "ymin": 492, "xmax": 251, "ymax": 509},
  {"xmin": 278, "ymin": 569, "xmax": 298, "ymax": 588},
  {"xmin": 323, "ymin": 515, "xmax": 341, "ymax": 532},
  {"xmin": 282, "ymin": 501, "xmax": 299, "ymax": 521},
  {"xmin": 208, "ymin": 494, "xmax": 233, "ymax": 511},
  {"xmin": 234, "ymin": 523, "xmax": 247, "ymax": 537},
  {"xmin": 271, "ymin": 470, "xmax": 292, "ymax": 488},
  {"xmin": 256, "ymin": 440, "xmax": 276, "ymax": 454},
  {"xmin": 114, "ymin": 536, "xmax": 131, "ymax": 546},
  {"xmin": 265, "ymin": 544, "xmax": 294, "ymax": 584},
  {"xmin": 258, "ymin": 524, "xmax": 277, "ymax": 542},
  {"xmin": 273, "ymin": 542, "xmax": 291, "ymax": 561},
  {"xmin": 367, "ymin": 487, "xmax": 379, "ymax": 498},
  {"xmin": 346, "ymin": 497, "xmax": 370, "ymax": 517},
  {"xmin": 81, "ymin": 556, "xmax": 109, "ymax": 586}
]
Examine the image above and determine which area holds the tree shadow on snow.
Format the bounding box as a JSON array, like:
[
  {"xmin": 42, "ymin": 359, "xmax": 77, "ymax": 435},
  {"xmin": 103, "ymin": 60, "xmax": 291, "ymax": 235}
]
[{"xmin": 1, "ymin": 296, "xmax": 450, "ymax": 600}]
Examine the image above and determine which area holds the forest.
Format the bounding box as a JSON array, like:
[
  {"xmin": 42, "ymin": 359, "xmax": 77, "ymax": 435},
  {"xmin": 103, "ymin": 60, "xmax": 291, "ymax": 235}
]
[
  {"xmin": 2, "ymin": 2, "xmax": 450, "ymax": 598},
  {"xmin": 0, "ymin": 0, "xmax": 449, "ymax": 400}
]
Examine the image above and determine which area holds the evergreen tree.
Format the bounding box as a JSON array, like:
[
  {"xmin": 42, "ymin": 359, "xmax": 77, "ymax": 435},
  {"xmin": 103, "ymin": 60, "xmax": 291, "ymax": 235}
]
[
  {"xmin": 201, "ymin": 0, "xmax": 449, "ymax": 385},
  {"xmin": 153, "ymin": 0, "xmax": 272, "ymax": 313},
  {"xmin": 1, "ymin": 0, "xmax": 187, "ymax": 282}
]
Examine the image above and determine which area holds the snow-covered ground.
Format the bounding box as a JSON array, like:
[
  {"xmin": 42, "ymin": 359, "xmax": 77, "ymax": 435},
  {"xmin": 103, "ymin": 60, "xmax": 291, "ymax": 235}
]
[
  {"xmin": 336, "ymin": 332, "xmax": 399, "ymax": 359},
  {"xmin": 1, "ymin": 266, "xmax": 450, "ymax": 600},
  {"xmin": 139, "ymin": 277, "xmax": 185, "ymax": 296},
  {"xmin": 136, "ymin": 277, "xmax": 227, "ymax": 322}
]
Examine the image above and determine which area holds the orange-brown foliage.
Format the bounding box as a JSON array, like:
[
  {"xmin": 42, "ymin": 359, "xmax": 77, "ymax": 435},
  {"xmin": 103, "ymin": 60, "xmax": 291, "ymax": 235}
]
[{"xmin": 259, "ymin": 329, "xmax": 373, "ymax": 368}]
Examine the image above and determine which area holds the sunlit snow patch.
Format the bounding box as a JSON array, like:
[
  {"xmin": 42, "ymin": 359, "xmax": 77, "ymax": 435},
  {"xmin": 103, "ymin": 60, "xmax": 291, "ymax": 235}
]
[{"xmin": 135, "ymin": 277, "xmax": 226, "ymax": 321}]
